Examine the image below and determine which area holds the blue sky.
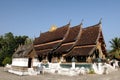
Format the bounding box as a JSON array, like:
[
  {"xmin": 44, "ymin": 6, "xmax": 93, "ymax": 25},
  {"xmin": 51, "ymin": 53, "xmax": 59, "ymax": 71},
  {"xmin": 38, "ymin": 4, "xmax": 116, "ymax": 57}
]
[{"xmin": 0, "ymin": 0, "xmax": 120, "ymax": 49}]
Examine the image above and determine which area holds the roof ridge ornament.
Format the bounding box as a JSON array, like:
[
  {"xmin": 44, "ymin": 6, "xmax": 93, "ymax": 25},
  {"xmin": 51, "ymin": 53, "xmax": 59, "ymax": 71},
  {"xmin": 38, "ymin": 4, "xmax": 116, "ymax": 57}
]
[
  {"xmin": 98, "ymin": 18, "xmax": 102, "ymax": 24},
  {"xmin": 49, "ymin": 25, "xmax": 57, "ymax": 32},
  {"xmin": 68, "ymin": 20, "xmax": 71, "ymax": 25},
  {"xmin": 76, "ymin": 19, "xmax": 83, "ymax": 29},
  {"xmin": 98, "ymin": 18, "xmax": 102, "ymax": 29},
  {"xmin": 39, "ymin": 30, "xmax": 41, "ymax": 36},
  {"xmin": 80, "ymin": 19, "xmax": 84, "ymax": 25}
]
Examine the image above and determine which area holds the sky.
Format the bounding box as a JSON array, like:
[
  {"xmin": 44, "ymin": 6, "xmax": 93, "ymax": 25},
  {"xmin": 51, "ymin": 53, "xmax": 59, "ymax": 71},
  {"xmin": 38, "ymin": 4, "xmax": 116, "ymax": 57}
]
[{"xmin": 0, "ymin": 0, "xmax": 120, "ymax": 49}]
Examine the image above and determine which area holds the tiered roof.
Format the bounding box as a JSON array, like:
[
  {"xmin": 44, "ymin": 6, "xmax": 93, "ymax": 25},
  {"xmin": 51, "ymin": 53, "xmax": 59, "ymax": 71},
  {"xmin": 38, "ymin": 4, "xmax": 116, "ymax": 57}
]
[
  {"xmin": 66, "ymin": 23, "xmax": 106, "ymax": 57},
  {"xmin": 34, "ymin": 22, "xmax": 106, "ymax": 57},
  {"xmin": 66, "ymin": 23, "xmax": 100, "ymax": 56},
  {"xmin": 67, "ymin": 46, "xmax": 96, "ymax": 56},
  {"xmin": 34, "ymin": 23, "xmax": 70, "ymax": 45},
  {"xmin": 13, "ymin": 44, "xmax": 36, "ymax": 58},
  {"xmin": 76, "ymin": 24, "xmax": 100, "ymax": 46},
  {"xmin": 34, "ymin": 23, "xmax": 70, "ymax": 56},
  {"xmin": 53, "ymin": 24, "xmax": 82, "ymax": 54}
]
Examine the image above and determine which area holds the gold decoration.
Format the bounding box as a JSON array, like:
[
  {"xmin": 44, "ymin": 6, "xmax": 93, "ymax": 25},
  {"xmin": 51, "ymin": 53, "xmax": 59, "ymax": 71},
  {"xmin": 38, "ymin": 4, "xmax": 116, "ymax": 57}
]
[
  {"xmin": 49, "ymin": 25, "xmax": 57, "ymax": 32},
  {"xmin": 86, "ymin": 56, "xmax": 92, "ymax": 63},
  {"xmin": 97, "ymin": 42, "xmax": 101, "ymax": 49}
]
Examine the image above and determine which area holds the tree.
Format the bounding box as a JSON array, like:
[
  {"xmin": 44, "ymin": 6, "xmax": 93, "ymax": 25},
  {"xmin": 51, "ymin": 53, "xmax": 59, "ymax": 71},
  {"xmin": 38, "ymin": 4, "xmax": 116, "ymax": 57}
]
[
  {"xmin": 25, "ymin": 38, "xmax": 33, "ymax": 45},
  {"xmin": 109, "ymin": 37, "xmax": 120, "ymax": 60},
  {"xmin": 15, "ymin": 36, "xmax": 28, "ymax": 45},
  {"xmin": 0, "ymin": 32, "xmax": 28, "ymax": 66},
  {"xmin": 2, "ymin": 57, "xmax": 12, "ymax": 66}
]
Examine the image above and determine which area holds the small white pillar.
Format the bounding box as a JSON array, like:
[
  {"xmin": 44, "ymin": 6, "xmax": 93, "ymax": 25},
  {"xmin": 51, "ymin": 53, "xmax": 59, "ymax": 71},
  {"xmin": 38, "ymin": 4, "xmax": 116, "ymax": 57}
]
[
  {"xmin": 72, "ymin": 62, "xmax": 75, "ymax": 69},
  {"xmin": 71, "ymin": 57, "xmax": 76, "ymax": 69},
  {"xmin": 98, "ymin": 63, "xmax": 101, "ymax": 71},
  {"xmin": 98, "ymin": 63, "xmax": 103, "ymax": 74},
  {"xmin": 113, "ymin": 63, "xmax": 116, "ymax": 69}
]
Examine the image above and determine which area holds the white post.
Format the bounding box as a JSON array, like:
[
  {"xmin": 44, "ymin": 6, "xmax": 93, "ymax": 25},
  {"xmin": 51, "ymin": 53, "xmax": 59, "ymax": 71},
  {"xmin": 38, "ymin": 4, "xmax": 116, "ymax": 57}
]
[
  {"xmin": 72, "ymin": 62, "xmax": 75, "ymax": 69},
  {"xmin": 71, "ymin": 57, "xmax": 76, "ymax": 69},
  {"xmin": 98, "ymin": 63, "xmax": 103, "ymax": 74},
  {"xmin": 113, "ymin": 63, "xmax": 116, "ymax": 69}
]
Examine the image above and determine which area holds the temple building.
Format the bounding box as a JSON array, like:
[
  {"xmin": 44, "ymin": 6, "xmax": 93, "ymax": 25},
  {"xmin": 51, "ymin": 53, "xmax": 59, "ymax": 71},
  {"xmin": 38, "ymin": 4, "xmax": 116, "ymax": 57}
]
[
  {"xmin": 34, "ymin": 22, "xmax": 107, "ymax": 63},
  {"xmin": 11, "ymin": 44, "xmax": 39, "ymax": 74}
]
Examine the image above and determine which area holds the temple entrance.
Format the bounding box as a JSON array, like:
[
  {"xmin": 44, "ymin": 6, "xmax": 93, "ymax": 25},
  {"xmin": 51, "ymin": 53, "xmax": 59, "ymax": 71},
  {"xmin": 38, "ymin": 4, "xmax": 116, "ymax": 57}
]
[
  {"xmin": 76, "ymin": 56, "xmax": 86, "ymax": 62},
  {"xmin": 48, "ymin": 53, "xmax": 52, "ymax": 62},
  {"xmin": 95, "ymin": 49, "xmax": 99, "ymax": 58},
  {"xmin": 28, "ymin": 58, "xmax": 32, "ymax": 68},
  {"xmin": 38, "ymin": 55, "xmax": 43, "ymax": 62}
]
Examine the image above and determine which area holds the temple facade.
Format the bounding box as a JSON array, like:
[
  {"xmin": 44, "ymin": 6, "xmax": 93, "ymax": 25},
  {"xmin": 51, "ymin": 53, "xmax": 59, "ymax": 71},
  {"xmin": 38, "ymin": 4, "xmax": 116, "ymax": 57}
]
[
  {"xmin": 33, "ymin": 22, "xmax": 107, "ymax": 63},
  {"xmin": 11, "ymin": 44, "xmax": 39, "ymax": 73}
]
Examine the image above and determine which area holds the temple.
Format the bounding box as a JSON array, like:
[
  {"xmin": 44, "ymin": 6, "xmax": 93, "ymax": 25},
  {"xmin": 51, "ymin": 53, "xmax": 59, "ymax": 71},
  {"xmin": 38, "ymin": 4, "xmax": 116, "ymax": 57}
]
[
  {"xmin": 11, "ymin": 44, "xmax": 39, "ymax": 74},
  {"xmin": 34, "ymin": 22, "xmax": 107, "ymax": 63}
]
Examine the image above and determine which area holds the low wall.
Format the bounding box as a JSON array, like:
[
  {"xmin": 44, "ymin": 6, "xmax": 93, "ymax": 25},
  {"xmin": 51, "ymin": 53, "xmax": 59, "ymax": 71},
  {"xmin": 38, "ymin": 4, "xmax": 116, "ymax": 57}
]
[
  {"xmin": 60, "ymin": 63, "xmax": 92, "ymax": 68},
  {"xmin": 12, "ymin": 58, "xmax": 28, "ymax": 67}
]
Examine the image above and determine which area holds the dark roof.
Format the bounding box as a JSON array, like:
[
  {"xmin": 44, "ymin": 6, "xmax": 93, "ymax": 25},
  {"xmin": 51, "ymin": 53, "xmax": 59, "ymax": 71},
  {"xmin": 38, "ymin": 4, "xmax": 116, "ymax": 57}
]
[
  {"xmin": 33, "ymin": 22, "xmax": 106, "ymax": 57},
  {"xmin": 53, "ymin": 24, "xmax": 82, "ymax": 54},
  {"xmin": 54, "ymin": 43, "xmax": 74, "ymax": 54},
  {"xmin": 66, "ymin": 46, "xmax": 95, "ymax": 56},
  {"xmin": 34, "ymin": 40, "xmax": 61, "ymax": 50},
  {"xmin": 76, "ymin": 23, "xmax": 100, "ymax": 46},
  {"xmin": 62, "ymin": 25, "xmax": 82, "ymax": 43},
  {"xmin": 34, "ymin": 23, "xmax": 70, "ymax": 45},
  {"xmin": 66, "ymin": 23, "xmax": 101, "ymax": 56},
  {"xmin": 36, "ymin": 49, "xmax": 52, "ymax": 56},
  {"xmin": 34, "ymin": 23, "xmax": 70, "ymax": 56},
  {"xmin": 13, "ymin": 44, "xmax": 36, "ymax": 58}
]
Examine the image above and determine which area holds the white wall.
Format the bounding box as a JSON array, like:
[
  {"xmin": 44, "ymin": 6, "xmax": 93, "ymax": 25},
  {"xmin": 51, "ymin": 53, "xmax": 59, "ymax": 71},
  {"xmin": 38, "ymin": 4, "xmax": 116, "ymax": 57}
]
[
  {"xmin": 32, "ymin": 58, "xmax": 39, "ymax": 66},
  {"xmin": 12, "ymin": 58, "xmax": 28, "ymax": 67}
]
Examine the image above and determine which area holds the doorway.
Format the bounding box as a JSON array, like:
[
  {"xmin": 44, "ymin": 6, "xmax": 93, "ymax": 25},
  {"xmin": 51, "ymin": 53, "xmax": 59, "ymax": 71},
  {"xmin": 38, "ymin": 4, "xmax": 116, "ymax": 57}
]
[{"xmin": 28, "ymin": 58, "xmax": 32, "ymax": 68}]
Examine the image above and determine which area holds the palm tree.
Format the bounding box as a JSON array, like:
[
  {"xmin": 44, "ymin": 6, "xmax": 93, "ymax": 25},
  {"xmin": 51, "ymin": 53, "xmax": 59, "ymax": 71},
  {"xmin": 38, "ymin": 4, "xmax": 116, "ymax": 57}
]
[{"xmin": 109, "ymin": 37, "xmax": 120, "ymax": 60}]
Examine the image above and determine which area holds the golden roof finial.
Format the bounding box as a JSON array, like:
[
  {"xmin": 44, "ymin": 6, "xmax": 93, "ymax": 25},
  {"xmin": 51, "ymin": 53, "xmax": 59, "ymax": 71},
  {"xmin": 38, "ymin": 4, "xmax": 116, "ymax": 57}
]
[{"xmin": 49, "ymin": 25, "xmax": 57, "ymax": 32}]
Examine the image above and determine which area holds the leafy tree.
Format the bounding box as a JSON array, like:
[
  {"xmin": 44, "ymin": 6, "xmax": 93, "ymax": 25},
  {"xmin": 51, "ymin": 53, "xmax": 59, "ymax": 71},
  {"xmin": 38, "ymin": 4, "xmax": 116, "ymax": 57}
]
[
  {"xmin": 15, "ymin": 36, "xmax": 28, "ymax": 45},
  {"xmin": 109, "ymin": 37, "xmax": 120, "ymax": 60},
  {"xmin": 25, "ymin": 38, "xmax": 33, "ymax": 45},
  {"xmin": 2, "ymin": 57, "xmax": 12, "ymax": 66},
  {"xmin": 0, "ymin": 32, "xmax": 28, "ymax": 66}
]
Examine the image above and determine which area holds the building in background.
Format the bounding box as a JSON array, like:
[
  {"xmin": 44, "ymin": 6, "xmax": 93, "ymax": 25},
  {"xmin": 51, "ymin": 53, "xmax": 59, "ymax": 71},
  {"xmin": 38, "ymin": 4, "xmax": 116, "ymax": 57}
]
[
  {"xmin": 34, "ymin": 21, "xmax": 107, "ymax": 63},
  {"xmin": 11, "ymin": 44, "xmax": 39, "ymax": 74}
]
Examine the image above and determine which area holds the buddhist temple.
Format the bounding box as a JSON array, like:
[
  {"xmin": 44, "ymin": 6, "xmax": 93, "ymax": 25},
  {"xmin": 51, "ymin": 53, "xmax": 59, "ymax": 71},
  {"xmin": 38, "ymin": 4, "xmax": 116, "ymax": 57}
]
[
  {"xmin": 34, "ymin": 21, "xmax": 107, "ymax": 63},
  {"xmin": 11, "ymin": 44, "xmax": 39, "ymax": 74}
]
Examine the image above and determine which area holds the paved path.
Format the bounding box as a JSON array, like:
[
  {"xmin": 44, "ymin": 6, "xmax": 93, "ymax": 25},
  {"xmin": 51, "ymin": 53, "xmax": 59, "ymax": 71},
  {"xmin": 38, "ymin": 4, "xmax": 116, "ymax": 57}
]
[{"xmin": 0, "ymin": 67, "xmax": 120, "ymax": 80}]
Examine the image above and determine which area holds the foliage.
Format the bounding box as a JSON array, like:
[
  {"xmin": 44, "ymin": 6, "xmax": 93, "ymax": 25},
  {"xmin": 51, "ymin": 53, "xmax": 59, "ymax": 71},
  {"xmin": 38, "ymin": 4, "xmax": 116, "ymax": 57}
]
[
  {"xmin": 2, "ymin": 57, "xmax": 12, "ymax": 66},
  {"xmin": 109, "ymin": 37, "xmax": 120, "ymax": 59},
  {"xmin": 88, "ymin": 68, "xmax": 95, "ymax": 74},
  {"xmin": 0, "ymin": 32, "xmax": 29, "ymax": 66},
  {"xmin": 25, "ymin": 38, "xmax": 33, "ymax": 45}
]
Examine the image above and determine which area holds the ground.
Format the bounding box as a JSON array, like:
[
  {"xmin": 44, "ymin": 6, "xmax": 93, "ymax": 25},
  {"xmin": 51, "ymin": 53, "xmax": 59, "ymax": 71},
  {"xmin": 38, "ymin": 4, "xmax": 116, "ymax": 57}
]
[{"xmin": 0, "ymin": 67, "xmax": 120, "ymax": 80}]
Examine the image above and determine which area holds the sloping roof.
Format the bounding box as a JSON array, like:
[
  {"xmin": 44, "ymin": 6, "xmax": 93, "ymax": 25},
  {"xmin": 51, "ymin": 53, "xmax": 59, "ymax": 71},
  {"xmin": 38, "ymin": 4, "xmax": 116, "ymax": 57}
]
[
  {"xmin": 66, "ymin": 46, "xmax": 96, "ymax": 56},
  {"xmin": 36, "ymin": 49, "xmax": 52, "ymax": 56},
  {"xmin": 34, "ymin": 23, "xmax": 70, "ymax": 55},
  {"xmin": 76, "ymin": 23, "xmax": 100, "ymax": 46},
  {"xmin": 53, "ymin": 24, "xmax": 82, "ymax": 54},
  {"xmin": 33, "ymin": 22, "xmax": 106, "ymax": 57},
  {"xmin": 34, "ymin": 40, "xmax": 61, "ymax": 50},
  {"xmin": 54, "ymin": 43, "xmax": 74, "ymax": 54},
  {"xmin": 62, "ymin": 25, "xmax": 82, "ymax": 43},
  {"xmin": 34, "ymin": 23, "xmax": 70, "ymax": 45},
  {"xmin": 66, "ymin": 23, "xmax": 102, "ymax": 57},
  {"xmin": 13, "ymin": 44, "xmax": 37, "ymax": 58}
]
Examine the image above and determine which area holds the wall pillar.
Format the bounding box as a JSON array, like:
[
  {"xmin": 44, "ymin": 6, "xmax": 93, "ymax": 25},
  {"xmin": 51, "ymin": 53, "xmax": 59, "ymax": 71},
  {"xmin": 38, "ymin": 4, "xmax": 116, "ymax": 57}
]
[{"xmin": 72, "ymin": 62, "xmax": 75, "ymax": 69}]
